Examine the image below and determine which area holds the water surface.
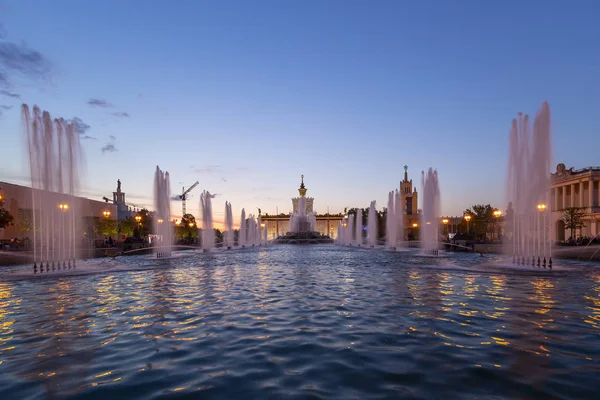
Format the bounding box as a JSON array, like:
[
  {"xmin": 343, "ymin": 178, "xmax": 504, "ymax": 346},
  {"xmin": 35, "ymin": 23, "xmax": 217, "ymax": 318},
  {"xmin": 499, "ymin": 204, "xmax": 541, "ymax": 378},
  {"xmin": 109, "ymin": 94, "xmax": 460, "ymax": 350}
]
[{"xmin": 0, "ymin": 245, "xmax": 599, "ymax": 399}]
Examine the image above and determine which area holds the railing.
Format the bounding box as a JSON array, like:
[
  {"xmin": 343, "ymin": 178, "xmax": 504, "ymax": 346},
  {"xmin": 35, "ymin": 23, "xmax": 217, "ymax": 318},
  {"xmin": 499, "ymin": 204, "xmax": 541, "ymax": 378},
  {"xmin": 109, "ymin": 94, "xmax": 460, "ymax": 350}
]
[{"xmin": 571, "ymin": 166, "xmax": 600, "ymax": 174}]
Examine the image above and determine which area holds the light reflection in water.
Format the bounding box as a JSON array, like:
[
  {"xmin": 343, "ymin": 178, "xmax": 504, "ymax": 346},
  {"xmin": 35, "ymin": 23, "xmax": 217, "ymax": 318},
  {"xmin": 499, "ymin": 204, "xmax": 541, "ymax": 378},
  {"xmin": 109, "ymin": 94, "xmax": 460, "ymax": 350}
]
[{"xmin": 0, "ymin": 247, "xmax": 598, "ymax": 399}]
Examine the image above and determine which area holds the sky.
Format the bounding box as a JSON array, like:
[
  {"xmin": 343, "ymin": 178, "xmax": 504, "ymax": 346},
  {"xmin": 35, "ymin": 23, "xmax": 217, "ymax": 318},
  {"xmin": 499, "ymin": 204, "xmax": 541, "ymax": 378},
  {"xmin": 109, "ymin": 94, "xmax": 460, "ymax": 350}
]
[{"xmin": 1, "ymin": 0, "xmax": 599, "ymax": 227}]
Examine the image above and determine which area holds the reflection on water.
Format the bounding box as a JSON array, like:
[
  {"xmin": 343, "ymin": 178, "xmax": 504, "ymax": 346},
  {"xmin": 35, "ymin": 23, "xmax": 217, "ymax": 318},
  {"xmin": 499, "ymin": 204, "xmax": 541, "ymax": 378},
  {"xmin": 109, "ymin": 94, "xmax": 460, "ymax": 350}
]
[{"xmin": 0, "ymin": 245, "xmax": 599, "ymax": 399}]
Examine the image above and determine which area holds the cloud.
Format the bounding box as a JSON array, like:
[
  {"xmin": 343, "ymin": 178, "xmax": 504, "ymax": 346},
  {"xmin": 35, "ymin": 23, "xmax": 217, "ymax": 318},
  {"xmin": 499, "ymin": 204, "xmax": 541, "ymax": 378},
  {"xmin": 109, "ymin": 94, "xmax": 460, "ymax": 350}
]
[
  {"xmin": 101, "ymin": 143, "xmax": 117, "ymax": 153},
  {"xmin": 1, "ymin": 105, "xmax": 13, "ymax": 110},
  {"xmin": 81, "ymin": 135, "xmax": 97, "ymax": 140},
  {"xmin": 0, "ymin": 89, "xmax": 19, "ymax": 98},
  {"xmin": 111, "ymin": 111, "xmax": 130, "ymax": 118},
  {"xmin": 0, "ymin": 71, "xmax": 8, "ymax": 87},
  {"xmin": 193, "ymin": 164, "xmax": 224, "ymax": 173},
  {"xmin": 0, "ymin": 41, "xmax": 51, "ymax": 79},
  {"xmin": 87, "ymin": 98, "xmax": 113, "ymax": 108},
  {"xmin": 102, "ymin": 134, "xmax": 117, "ymax": 153},
  {"xmin": 70, "ymin": 117, "xmax": 91, "ymax": 134}
]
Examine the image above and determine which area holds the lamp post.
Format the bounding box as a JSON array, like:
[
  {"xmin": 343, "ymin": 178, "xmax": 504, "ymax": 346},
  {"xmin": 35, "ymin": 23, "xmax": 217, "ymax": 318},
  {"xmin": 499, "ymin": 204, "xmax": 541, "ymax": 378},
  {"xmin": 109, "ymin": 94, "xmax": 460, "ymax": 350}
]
[
  {"xmin": 493, "ymin": 210, "xmax": 501, "ymax": 240},
  {"xmin": 537, "ymin": 203, "xmax": 546, "ymax": 259},
  {"xmin": 135, "ymin": 215, "xmax": 142, "ymax": 238},
  {"xmin": 464, "ymin": 214, "xmax": 471, "ymax": 235},
  {"xmin": 103, "ymin": 210, "xmax": 111, "ymax": 219},
  {"xmin": 59, "ymin": 203, "xmax": 69, "ymax": 262},
  {"xmin": 442, "ymin": 218, "xmax": 449, "ymax": 236}
]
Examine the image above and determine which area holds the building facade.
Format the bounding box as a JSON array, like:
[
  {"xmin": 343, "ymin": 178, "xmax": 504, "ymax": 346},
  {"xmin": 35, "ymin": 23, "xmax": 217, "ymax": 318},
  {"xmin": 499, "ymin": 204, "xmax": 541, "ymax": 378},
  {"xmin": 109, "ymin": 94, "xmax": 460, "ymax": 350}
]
[
  {"xmin": 0, "ymin": 181, "xmax": 117, "ymax": 241},
  {"xmin": 260, "ymin": 176, "xmax": 343, "ymax": 239},
  {"xmin": 550, "ymin": 164, "xmax": 600, "ymax": 240},
  {"xmin": 400, "ymin": 166, "xmax": 420, "ymax": 237}
]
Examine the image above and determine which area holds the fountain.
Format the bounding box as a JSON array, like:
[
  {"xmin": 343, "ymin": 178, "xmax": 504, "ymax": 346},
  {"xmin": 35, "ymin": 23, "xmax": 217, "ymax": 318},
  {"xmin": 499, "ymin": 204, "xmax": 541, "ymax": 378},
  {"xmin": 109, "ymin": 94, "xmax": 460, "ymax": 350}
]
[
  {"xmin": 153, "ymin": 166, "xmax": 172, "ymax": 258},
  {"xmin": 274, "ymin": 175, "xmax": 332, "ymax": 244},
  {"xmin": 263, "ymin": 220, "xmax": 268, "ymax": 244},
  {"xmin": 421, "ymin": 168, "xmax": 441, "ymax": 255},
  {"xmin": 347, "ymin": 213, "xmax": 355, "ymax": 245},
  {"xmin": 224, "ymin": 202, "xmax": 234, "ymax": 249},
  {"xmin": 385, "ymin": 189, "xmax": 405, "ymax": 249},
  {"xmin": 239, "ymin": 209, "xmax": 246, "ymax": 247},
  {"xmin": 355, "ymin": 209, "xmax": 363, "ymax": 246},
  {"xmin": 367, "ymin": 201, "xmax": 378, "ymax": 247},
  {"xmin": 505, "ymin": 102, "xmax": 552, "ymax": 266},
  {"xmin": 200, "ymin": 190, "xmax": 214, "ymax": 252},
  {"xmin": 21, "ymin": 104, "xmax": 84, "ymax": 270}
]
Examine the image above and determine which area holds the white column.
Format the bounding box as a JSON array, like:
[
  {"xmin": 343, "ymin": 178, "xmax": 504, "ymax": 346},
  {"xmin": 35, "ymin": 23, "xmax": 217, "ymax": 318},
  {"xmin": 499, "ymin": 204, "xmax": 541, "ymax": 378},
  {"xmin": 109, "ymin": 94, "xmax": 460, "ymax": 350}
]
[
  {"xmin": 553, "ymin": 187, "xmax": 558, "ymax": 211},
  {"xmin": 571, "ymin": 183, "xmax": 576, "ymax": 207},
  {"xmin": 561, "ymin": 185, "xmax": 566, "ymax": 210},
  {"xmin": 589, "ymin": 179, "xmax": 594, "ymax": 209},
  {"xmin": 579, "ymin": 181, "xmax": 584, "ymax": 208},
  {"xmin": 597, "ymin": 180, "xmax": 600, "ymax": 207}
]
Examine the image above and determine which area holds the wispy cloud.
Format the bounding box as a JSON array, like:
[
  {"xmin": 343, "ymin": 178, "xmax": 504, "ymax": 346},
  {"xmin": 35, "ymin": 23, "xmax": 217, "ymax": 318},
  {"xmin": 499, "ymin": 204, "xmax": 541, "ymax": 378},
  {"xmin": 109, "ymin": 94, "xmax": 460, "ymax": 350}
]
[
  {"xmin": 111, "ymin": 111, "xmax": 130, "ymax": 118},
  {"xmin": 0, "ymin": 89, "xmax": 19, "ymax": 98},
  {"xmin": 1, "ymin": 105, "xmax": 12, "ymax": 110},
  {"xmin": 87, "ymin": 98, "xmax": 113, "ymax": 108},
  {"xmin": 192, "ymin": 164, "xmax": 224, "ymax": 174},
  {"xmin": 0, "ymin": 71, "xmax": 8, "ymax": 87},
  {"xmin": 0, "ymin": 41, "xmax": 51, "ymax": 80},
  {"xmin": 101, "ymin": 143, "xmax": 117, "ymax": 153},
  {"xmin": 102, "ymin": 135, "xmax": 117, "ymax": 153},
  {"xmin": 71, "ymin": 117, "xmax": 91, "ymax": 134},
  {"xmin": 81, "ymin": 135, "xmax": 97, "ymax": 140}
]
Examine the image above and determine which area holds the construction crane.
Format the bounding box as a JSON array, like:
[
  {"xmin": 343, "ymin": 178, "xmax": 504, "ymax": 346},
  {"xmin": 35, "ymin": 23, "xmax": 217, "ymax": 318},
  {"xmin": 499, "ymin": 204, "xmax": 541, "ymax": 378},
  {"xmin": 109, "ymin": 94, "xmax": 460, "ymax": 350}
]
[{"xmin": 180, "ymin": 181, "xmax": 199, "ymax": 216}]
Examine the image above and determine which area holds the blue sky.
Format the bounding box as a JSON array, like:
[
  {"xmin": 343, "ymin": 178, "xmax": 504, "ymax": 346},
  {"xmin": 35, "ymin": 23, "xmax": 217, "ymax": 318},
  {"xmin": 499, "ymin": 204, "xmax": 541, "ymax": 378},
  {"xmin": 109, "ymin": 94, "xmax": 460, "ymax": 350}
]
[{"xmin": 1, "ymin": 0, "xmax": 599, "ymax": 226}]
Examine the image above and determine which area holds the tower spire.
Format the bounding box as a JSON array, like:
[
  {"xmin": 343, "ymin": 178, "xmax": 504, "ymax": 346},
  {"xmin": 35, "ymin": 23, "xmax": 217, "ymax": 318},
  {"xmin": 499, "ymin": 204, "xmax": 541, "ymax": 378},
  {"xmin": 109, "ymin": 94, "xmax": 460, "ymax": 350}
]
[
  {"xmin": 403, "ymin": 165, "xmax": 408, "ymax": 182},
  {"xmin": 298, "ymin": 174, "xmax": 307, "ymax": 197}
]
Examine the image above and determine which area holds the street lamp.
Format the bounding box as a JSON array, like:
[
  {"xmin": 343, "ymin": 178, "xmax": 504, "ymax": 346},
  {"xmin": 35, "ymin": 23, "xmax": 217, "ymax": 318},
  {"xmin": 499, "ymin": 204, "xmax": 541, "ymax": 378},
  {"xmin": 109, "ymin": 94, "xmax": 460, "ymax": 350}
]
[
  {"xmin": 464, "ymin": 214, "xmax": 471, "ymax": 234},
  {"xmin": 188, "ymin": 222, "xmax": 194, "ymax": 228},
  {"xmin": 537, "ymin": 203, "xmax": 547, "ymax": 259},
  {"xmin": 103, "ymin": 210, "xmax": 111, "ymax": 218},
  {"xmin": 157, "ymin": 218, "xmax": 164, "ymax": 224},
  {"xmin": 135, "ymin": 215, "xmax": 142, "ymax": 237},
  {"xmin": 442, "ymin": 218, "xmax": 449, "ymax": 236},
  {"xmin": 412, "ymin": 223, "xmax": 418, "ymax": 228},
  {"xmin": 58, "ymin": 203, "xmax": 69, "ymax": 262}
]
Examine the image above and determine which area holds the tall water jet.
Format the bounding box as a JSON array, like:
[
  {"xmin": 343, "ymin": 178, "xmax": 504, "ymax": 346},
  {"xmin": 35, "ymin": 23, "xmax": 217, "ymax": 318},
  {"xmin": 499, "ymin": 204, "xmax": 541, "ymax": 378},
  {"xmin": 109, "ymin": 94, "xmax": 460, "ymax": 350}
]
[
  {"xmin": 347, "ymin": 214, "xmax": 355, "ymax": 245},
  {"xmin": 263, "ymin": 220, "xmax": 268, "ymax": 243},
  {"xmin": 153, "ymin": 166, "xmax": 172, "ymax": 258},
  {"xmin": 257, "ymin": 215, "xmax": 262, "ymax": 245},
  {"xmin": 239, "ymin": 209, "xmax": 246, "ymax": 247},
  {"xmin": 505, "ymin": 102, "xmax": 552, "ymax": 263},
  {"xmin": 386, "ymin": 192, "xmax": 397, "ymax": 249},
  {"xmin": 200, "ymin": 190, "xmax": 215, "ymax": 251},
  {"xmin": 421, "ymin": 168, "xmax": 441, "ymax": 254},
  {"xmin": 22, "ymin": 104, "xmax": 84, "ymax": 267},
  {"xmin": 354, "ymin": 209, "xmax": 363, "ymax": 245},
  {"xmin": 224, "ymin": 202, "xmax": 234, "ymax": 248},
  {"xmin": 367, "ymin": 201, "xmax": 378, "ymax": 247},
  {"xmin": 394, "ymin": 189, "xmax": 404, "ymax": 243}
]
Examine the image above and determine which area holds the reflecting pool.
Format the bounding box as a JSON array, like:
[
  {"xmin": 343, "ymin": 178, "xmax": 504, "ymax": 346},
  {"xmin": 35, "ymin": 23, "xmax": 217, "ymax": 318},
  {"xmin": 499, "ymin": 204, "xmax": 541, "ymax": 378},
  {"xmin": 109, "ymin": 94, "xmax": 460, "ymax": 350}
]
[{"xmin": 0, "ymin": 245, "xmax": 599, "ymax": 399}]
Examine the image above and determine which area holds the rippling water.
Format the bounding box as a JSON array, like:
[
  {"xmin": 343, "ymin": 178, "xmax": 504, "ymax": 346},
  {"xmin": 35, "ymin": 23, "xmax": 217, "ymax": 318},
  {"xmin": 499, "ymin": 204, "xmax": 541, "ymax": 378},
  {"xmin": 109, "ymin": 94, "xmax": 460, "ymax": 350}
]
[{"xmin": 0, "ymin": 245, "xmax": 599, "ymax": 399}]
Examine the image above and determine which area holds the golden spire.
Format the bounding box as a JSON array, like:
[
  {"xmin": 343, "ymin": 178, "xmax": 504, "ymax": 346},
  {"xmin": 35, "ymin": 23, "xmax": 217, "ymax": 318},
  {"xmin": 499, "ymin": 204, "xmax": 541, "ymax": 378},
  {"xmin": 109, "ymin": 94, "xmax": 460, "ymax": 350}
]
[{"xmin": 298, "ymin": 174, "xmax": 307, "ymax": 197}]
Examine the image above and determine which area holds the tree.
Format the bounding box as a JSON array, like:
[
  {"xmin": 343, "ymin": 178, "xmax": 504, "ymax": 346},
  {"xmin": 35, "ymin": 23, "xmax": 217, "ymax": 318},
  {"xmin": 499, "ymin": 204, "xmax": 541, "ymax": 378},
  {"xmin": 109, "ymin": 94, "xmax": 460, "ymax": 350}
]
[
  {"xmin": 134, "ymin": 209, "xmax": 154, "ymax": 237},
  {"xmin": 463, "ymin": 204, "xmax": 501, "ymax": 240},
  {"xmin": 0, "ymin": 197, "xmax": 14, "ymax": 230},
  {"xmin": 119, "ymin": 219, "xmax": 135, "ymax": 237},
  {"xmin": 177, "ymin": 213, "xmax": 197, "ymax": 239},
  {"xmin": 562, "ymin": 207, "xmax": 587, "ymax": 238},
  {"xmin": 94, "ymin": 217, "xmax": 118, "ymax": 237}
]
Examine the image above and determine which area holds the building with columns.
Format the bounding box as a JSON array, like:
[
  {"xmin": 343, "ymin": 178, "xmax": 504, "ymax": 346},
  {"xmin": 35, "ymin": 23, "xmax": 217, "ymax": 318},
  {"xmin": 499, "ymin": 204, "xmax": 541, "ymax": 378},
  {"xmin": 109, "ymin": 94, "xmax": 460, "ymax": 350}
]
[
  {"xmin": 260, "ymin": 176, "xmax": 344, "ymax": 239},
  {"xmin": 550, "ymin": 163, "xmax": 600, "ymax": 240}
]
